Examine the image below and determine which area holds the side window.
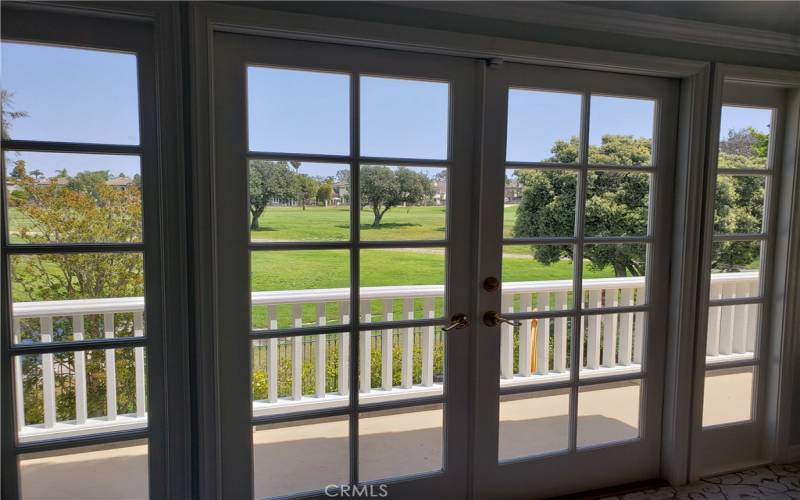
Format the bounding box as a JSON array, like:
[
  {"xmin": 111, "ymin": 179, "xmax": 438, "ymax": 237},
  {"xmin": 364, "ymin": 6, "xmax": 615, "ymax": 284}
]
[{"xmin": 3, "ymin": 38, "xmax": 156, "ymax": 499}]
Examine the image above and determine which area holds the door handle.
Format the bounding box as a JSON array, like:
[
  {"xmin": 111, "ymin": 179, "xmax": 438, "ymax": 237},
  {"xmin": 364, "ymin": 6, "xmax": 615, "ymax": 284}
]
[
  {"xmin": 482, "ymin": 310, "xmax": 522, "ymax": 327},
  {"xmin": 442, "ymin": 313, "xmax": 470, "ymax": 332}
]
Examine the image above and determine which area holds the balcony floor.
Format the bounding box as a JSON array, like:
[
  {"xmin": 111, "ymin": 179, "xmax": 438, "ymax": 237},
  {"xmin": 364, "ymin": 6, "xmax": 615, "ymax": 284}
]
[{"xmin": 19, "ymin": 370, "xmax": 752, "ymax": 500}]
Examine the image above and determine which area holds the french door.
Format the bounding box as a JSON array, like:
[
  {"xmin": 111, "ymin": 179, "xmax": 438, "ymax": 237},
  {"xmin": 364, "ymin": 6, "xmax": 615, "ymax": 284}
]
[
  {"xmin": 212, "ymin": 33, "xmax": 679, "ymax": 499},
  {"xmin": 472, "ymin": 63, "xmax": 678, "ymax": 498},
  {"xmin": 212, "ymin": 33, "xmax": 478, "ymax": 499}
]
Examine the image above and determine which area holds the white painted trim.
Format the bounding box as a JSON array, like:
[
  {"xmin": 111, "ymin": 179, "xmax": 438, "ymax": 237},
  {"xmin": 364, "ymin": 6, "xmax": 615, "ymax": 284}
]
[{"xmin": 409, "ymin": 2, "xmax": 800, "ymax": 57}]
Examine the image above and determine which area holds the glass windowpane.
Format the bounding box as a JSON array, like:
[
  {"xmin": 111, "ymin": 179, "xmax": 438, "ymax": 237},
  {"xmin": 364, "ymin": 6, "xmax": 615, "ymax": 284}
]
[
  {"xmin": 702, "ymin": 366, "xmax": 755, "ymax": 427},
  {"xmin": 718, "ymin": 106, "xmax": 773, "ymax": 169},
  {"xmin": 504, "ymin": 169, "xmax": 577, "ymax": 238},
  {"xmin": 506, "ymin": 89, "xmax": 582, "ymax": 163},
  {"xmin": 588, "ymin": 96, "xmax": 654, "ymax": 167},
  {"xmin": 499, "ymin": 388, "xmax": 569, "ymax": 461},
  {"xmin": 577, "ymin": 380, "xmax": 641, "ymax": 448},
  {"xmin": 585, "ymin": 170, "xmax": 650, "ymax": 237},
  {"xmin": 714, "ymin": 175, "xmax": 766, "ymax": 234}
]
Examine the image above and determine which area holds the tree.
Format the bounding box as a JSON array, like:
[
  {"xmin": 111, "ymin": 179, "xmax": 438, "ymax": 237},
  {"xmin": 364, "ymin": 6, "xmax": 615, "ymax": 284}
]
[
  {"xmin": 719, "ymin": 127, "xmax": 769, "ymax": 163},
  {"xmin": 1, "ymin": 89, "xmax": 28, "ymax": 140},
  {"xmin": 248, "ymin": 160, "xmax": 296, "ymax": 230},
  {"xmin": 316, "ymin": 181, "xmax": 333, "ymax": 206},
  {"xmin": 10, "ymin": 164, "xmax": 143, "ymax": 423},
  {"xmin": 68, "ymin": 170, "xmax": 111, "ymax": 201},
  {"xmin": 360, "ymin": 165, "xmax": 434, "ymax": 227},
  {"xmin": 513, "ymin": 135, "xmax": 651, "ymax": 277},
  {"xmin": 294, "ymin": 174, "xmax": 319, "ymax": 211},
  {"xmin": 514, "ymin": 131, "xmax": 766, "ymax": 277}
]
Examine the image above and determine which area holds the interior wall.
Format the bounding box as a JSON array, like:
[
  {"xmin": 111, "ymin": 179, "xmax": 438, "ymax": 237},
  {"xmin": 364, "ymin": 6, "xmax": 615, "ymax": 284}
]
[{"xmin": 258, "ymin": 2, "xmax": 800, "ymax": 70}]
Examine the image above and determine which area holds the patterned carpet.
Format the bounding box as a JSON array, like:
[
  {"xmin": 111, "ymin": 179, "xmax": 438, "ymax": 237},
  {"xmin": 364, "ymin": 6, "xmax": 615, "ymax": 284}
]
[{"xmin": 603, "ymin": 463, "xmax": 800, "ymax": 499}]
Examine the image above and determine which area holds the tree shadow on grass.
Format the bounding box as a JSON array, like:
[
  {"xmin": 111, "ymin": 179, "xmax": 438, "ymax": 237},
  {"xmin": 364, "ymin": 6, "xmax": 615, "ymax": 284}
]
[
  {"xmin": 251, "ymin": 227, "xmax": 279, "ymax": 232},
  {"xmin": 334, "ymin": 223, "xmax": 424, "ymax": 230}
]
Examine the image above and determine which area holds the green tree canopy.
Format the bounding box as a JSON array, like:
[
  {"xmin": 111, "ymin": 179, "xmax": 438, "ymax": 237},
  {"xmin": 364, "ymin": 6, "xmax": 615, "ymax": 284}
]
[
  {"xmin": 360, "ymin": 165, "xmax": 434, "ymax": 227},
  {"xmin": 513, "ymin": 131, "xmax": 766, "ymax": 276},
  {"xmin": 248, "ymin": 160, "xmax": 296, "ymax": 230}
]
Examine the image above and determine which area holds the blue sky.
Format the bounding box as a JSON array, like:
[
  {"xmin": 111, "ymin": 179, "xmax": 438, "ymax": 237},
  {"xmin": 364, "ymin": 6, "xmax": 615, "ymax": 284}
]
[
  {"xmin": 2, "ymin": 42, "xmax": 773, "ymax": 179},
  {"xmin": 720, "ymin": 105, "xmax": 772, "ymax": 138}
]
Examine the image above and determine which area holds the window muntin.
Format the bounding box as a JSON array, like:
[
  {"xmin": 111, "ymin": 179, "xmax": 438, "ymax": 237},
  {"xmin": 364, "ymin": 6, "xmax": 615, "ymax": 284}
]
[
  {"xmin": 496, "ymin": 88, "xmax": 658, "ymax": 459},
  {"xmin": 245, "ymin": 66, "xmax": 455, "ymax": 494}
]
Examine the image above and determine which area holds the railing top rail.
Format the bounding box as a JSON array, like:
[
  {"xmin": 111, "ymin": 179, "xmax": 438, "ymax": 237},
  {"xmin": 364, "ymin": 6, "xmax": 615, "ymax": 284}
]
[{"xmin": 12, "ymin": 272, "xmax": 759, "ymax": 316}]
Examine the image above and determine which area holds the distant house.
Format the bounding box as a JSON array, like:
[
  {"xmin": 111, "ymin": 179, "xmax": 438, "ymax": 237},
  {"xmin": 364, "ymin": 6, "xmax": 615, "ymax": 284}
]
[
  {"xmin": 332, "ymin": 181, "xmax": 349, "ymax": 205},
  {"xmin": 433, "ymin": 179, "xmax": 447, "ymax": 206},
  {"xmin": 504, "ymin": 179, "xmax": 523, "ymax": 203},
  {"xmin": 106, "ymin": 176, "xmax": 135, "ymax": 190},
  {"xmin": 36, "ymin": 176, "xmax": 70, "ymax": 187}
]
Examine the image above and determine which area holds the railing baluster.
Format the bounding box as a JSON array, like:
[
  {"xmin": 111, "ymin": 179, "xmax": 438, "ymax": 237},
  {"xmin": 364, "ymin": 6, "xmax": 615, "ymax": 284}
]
[
  {"xmin": 746, "ymin": 281, "xmax": 758, "ymax": 353},
  {"xmin": 72, "ymin": 315, "xmax": 88, "ymax": 424},
  {"xmin": 421, "ymin": 297, "xmax": 435, "ymax": 387},
  {"xmin": 103, "ymin": 313, "xmax": 117, "ymax": 420},
  {"xmin": 315, "ymin": 303, "xmax": 326, "ymax": 398},
  {"xmin": 618, "ymin": 288, "xmax": 634, "ymax": 366},
  {"xmin": 500, "ymin": 294, "xmax": 514, "ymax": 379},
  {"xmin": 586, "ymin": 290, "xmax": 602, "ymax": 369},
  {"xmin": 718, "ymin": 284, "xmax": 736, "ymax": 354},
  {"xmin": 633, "ymin": 287, "xmax": 645, "ymax": 364},
  {"xmin": 401, "ymin": 298, "xmax": 414, "ymax": 389},
  {"xmin": 133, "ymin": 312, "xmax": 146, "ymax": 417},
  {"xmin": 536, "ymin": 293, "xmax": 549, "ymax": 375},
  {"xmin": 602, "ymin": 288, "xmax": 619, "ymax": 367},
  {"xmin": 339, "ymin": 301, "xmax": 350, "ymax": 396},
  {"xmin": 553, "ymin": 292, "xmax": 568, "ymax": 373},
  {"xmin": 41, "ymin": 316, "xmax": 57, "ymax": 428},
  {"xmin": 291, "ymin": 304, "xmax": 302, "ymax": 400},
  {"xmin": 13, "ymin": 318, "xmax": 25, "ymax": 431},
  {"xmin": 707, "ymin": 283, "xmax": 722, "ymax": 356},
  {"xmin": 267, "ymin": 305, "xmax": 278, "ymax": 403},
  {"xmin": 518, "ymin": 294, "xmax": 532, "ymax": 377},
  {"xmin": 381, "ymin": 300, "xmax": 393, "ymax": 391},
  {"xmin": 359, "ymin": 300, "xmax": 371, "ymax": 393},
  {"xmin": 732, "ymin": 282, "xmax": 749, "ymax": 353}
]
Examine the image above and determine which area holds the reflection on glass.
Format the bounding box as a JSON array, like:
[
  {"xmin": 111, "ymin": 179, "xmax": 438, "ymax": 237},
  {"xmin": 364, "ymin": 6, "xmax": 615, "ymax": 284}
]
[
  {"xmin": 16, "ymin": 348, "xmax": 147, "ymax": 441},
  {"xmin": 506, "ymin": 89, "xmax": 582, "ymax": 163},
  {"xmin": 359, "ymin": 404, "xmax": 443, "ymax": 482},
  {"xmin": 718, "ymin": 106, "xmax": 773, "ymax": 169},
  {"xmin": 582, "ymin": 243, "xmax": 647, "ymax": 307},
  {"xmin": 580, "ymin": 313, "xmax": 645, "ymax": 377},
  {"xmin": 586, "ymin": 171, "xmax": 650, "ymax": 237},
  {"xmin": 11, "ymin": 253, "xmax": 145, "ymax": 344},
  {"xmin": 504, "ymin": 169, "xmax": 577, "ymax": 238},
  {"xmin": 359, "ymin": 248, "xmax": 444, "ymax": 321},
  {"xmin": 499, "ymin": 388, "xmax": 569, "ymax": 461},
  {"xmin": 247, "ymin": 160, "xmax": 350, "ymax": 242},
  {"xmin": 357, "ymin": 328, "xmax": 445, "ymax": 400},
  {"xmin": 702, "ymin": 366, "xmax": 754, "ymax": 427},
  {"xmin": 2, "ymin": 42, "xmax": 139, "ymax": 145},
  {"xmin": 253, "ymin": 416, "xmax": 349, "ymax": 499},
  {"xmin": 714, "ymin": 175, "xmax": 766, "ymax": 234},
  {"xmin": 5, "ymin": 152, "xmax": 142, "ymax": 244},
  {"xmin": 360, "ymin": 76, "xmax": 449, "ymax": 160},
  {"xmin": 589, "ymin": 96, "xmax": 654, "ymax": 166},
  {"xmin": 20, "ymin": 440, "xmax": 149, "ymax": 500},
  {"xmin": 577, "ymin": 380, "xmax": 641, "ymax": 448},
  {"xmin": 252, "ymin": 335, "xmax": 349, "ymax": 414},
  {"xmin": 359, "ymin": 165, "xmax": 446, "ymax": 241},
  {"xmin": 248, "ymin": 66, "xmax": 349, "ymax": 155},
  {"xmin": 705, "ymin": 304, "xmax": 760, "ymax": 360},
  {"xmin": 250, "ymin": 250, "xmax": 350, "ymax": 331}
]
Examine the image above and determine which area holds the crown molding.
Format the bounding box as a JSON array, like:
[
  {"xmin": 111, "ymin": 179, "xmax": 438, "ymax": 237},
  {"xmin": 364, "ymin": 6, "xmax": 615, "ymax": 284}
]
[{"xmin": 401, "ymin": 2, "xmax": 800, "ymax": 57}]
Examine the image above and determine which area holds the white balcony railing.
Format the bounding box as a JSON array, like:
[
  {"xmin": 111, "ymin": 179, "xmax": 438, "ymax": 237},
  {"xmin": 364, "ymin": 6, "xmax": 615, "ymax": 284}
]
[{"xmin": 12, "ymin": 272, "xmax": 758, "ymax": 442}]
